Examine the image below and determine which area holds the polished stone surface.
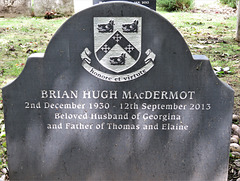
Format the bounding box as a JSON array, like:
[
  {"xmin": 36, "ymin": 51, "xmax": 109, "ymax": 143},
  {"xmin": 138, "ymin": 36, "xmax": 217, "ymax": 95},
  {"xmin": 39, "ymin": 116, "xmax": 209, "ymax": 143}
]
[{"xmin": 3, "ymin": 2, "xmax": 234, "ymax": 180}]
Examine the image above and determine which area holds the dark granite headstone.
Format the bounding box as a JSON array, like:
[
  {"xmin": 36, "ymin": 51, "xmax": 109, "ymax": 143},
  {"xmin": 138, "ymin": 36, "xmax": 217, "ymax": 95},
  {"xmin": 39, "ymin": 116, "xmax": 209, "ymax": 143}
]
[
  {"xmin": 93, "ymin": 0, "xmax": 156, "ymax": 10},
  {"xmin": 3, "ymin": 2, "xmax": 234, "ymax": 180}
]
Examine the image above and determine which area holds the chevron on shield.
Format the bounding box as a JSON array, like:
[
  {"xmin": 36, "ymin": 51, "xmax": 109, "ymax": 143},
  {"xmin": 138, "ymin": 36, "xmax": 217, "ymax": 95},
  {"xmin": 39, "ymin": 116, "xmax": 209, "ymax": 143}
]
[
  {"xmin": 94, "ymin": 17, "xmax": 142, "ymax": 73},
  {"xmin": 96, "ymin": 31, "xmax": 140, "ymax": 61}
]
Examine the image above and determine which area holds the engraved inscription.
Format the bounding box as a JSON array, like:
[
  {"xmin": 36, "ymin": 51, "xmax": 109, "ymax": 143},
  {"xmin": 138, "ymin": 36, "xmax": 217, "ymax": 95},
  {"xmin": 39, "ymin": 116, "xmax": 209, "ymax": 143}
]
[{"xmin": 24, "ymin": 89, "xmax": 211, "ymax": 131}]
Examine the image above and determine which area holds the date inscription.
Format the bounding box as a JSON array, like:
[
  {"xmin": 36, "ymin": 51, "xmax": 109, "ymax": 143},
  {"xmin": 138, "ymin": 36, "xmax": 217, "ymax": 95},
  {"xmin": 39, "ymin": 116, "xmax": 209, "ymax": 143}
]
[{"xmin": 24, "ymin": 89, "xmax": 212, "ymax": 131}]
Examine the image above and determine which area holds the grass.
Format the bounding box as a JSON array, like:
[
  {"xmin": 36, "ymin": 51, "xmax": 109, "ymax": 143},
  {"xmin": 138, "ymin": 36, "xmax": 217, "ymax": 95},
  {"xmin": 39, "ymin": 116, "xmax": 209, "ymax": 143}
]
[
  {"xmin": 0, "ymin": 17, "xmax": 67, "ymax": 77},
  {"xmin": 0, "ymin": 7, "xmax": 240, "ymax": 179},
  {"xmin": 159, "ymin": 10, "xmax": 240, "ymax": 114}
]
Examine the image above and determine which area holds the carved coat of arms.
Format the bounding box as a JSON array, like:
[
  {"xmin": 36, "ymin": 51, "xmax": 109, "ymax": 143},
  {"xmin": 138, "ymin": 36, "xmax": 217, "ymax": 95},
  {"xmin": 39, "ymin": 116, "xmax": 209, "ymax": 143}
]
[
  {"xmin": 81, "ymin": 17, "xmax": 156, "ymax": 82},
  {"xmin": 94, "ymin": 17, "xmax": 141, "ymax": 73}
]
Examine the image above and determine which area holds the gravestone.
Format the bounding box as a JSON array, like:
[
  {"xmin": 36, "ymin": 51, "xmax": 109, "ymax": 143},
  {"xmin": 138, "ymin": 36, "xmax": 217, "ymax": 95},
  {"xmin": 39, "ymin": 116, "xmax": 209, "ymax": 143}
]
[
  {"xmin": 93, "ymin": 0, "xmax": 156, "ymax": 10},
  {"xmin": 3, "ymin": 2, "xmax": 234, "ymax": 180}
]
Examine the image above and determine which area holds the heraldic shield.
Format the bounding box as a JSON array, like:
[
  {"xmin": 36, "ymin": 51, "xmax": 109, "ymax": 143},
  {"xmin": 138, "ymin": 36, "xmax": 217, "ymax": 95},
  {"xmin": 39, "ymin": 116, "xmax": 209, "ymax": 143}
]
[{"xmin": 94, "ymin": 17, "xmax": 142, "ymax": 73}]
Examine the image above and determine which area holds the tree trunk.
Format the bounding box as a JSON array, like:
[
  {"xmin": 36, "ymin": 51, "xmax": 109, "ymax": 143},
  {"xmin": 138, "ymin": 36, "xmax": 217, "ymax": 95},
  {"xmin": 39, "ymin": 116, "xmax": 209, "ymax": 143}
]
[{"xmin": 236, "ymin": 0, "xmax": 240, "ymax": 41}]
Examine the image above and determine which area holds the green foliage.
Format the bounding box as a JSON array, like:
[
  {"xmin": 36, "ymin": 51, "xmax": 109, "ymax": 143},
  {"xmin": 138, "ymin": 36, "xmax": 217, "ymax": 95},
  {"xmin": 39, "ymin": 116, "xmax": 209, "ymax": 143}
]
[
  {"xmin": 157, "ymin": 0, "xmax": 194, "ymax": 11},
  {"xmin": 219, "ymin": 0, "xmax": 237, "ymax": 8}
]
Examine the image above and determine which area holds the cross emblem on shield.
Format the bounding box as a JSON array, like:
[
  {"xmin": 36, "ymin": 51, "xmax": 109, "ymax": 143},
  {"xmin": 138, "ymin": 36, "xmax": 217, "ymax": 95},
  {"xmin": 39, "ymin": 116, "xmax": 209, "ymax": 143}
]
[
  {"xmin": 94, "ymin": 17, "xmax": 142, "ymax": 73},
  {"xmin": 81, "ymin": 16, "xmax": 155, "ymax": 82}
]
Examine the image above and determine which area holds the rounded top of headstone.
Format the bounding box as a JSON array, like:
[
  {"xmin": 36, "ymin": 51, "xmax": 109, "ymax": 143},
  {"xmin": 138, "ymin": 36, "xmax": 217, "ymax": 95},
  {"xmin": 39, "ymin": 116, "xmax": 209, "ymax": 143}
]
[{"xmin": 44, "ymin": 2, "xmax": 193, "ymax": 84}]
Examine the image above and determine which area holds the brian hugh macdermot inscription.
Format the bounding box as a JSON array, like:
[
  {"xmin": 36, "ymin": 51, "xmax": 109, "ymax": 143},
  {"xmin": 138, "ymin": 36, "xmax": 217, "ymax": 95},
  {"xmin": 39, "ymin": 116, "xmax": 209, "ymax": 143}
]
[
  {"xmin": 3, "ymin": 2, "xmax": 234, "ymax": 181},
  {"xmin": 27, "ymin": 90, "xmax": 203, "ymax": 131}
]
